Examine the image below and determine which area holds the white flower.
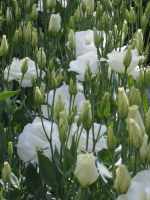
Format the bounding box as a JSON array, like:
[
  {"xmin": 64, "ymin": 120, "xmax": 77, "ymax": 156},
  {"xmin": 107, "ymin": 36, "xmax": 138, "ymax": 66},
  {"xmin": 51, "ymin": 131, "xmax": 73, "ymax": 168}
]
[
  {"xmin": 69, "ymin": 123, "xmax": 107, "ymax": 153},
  {"xmin": 4, "ymin": 57, "xmax": 39, "ymax": 87},
  {"xmin": 107, "ymin": 47, "xmax": 143, "ymax": 78},
  {"xmin": 69, "ymin": 51, "xmax": 98, "ymax": 81},
  {"xmin": 75, "ymin": 30, "xmax": 97, "ymax": 57},
  {"xmin": 74, "ymin": 153, "xmax": 99, "ymax": 187},
  {"xmin": 17, "ymin": 117, "xmax": 60, "ymax": 163},
  {"xmin": 117, "ymin": 170, "xmax": 150, "ymax": 200}
]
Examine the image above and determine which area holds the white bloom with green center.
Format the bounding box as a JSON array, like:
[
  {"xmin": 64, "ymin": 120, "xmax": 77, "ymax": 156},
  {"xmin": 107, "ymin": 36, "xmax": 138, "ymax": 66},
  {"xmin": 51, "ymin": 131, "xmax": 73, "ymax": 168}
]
[{"xmin": 4, "ymin": 57, "xmax": 39, "ymax": 87}]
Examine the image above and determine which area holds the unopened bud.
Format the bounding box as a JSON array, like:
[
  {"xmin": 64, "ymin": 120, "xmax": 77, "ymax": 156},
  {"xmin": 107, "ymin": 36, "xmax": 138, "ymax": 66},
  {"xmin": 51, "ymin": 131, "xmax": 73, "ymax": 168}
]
[
  {"xmin": 21, "ymin": 57, "xmax": 29, "ymax": 75},
  {"xmin": 114, "ymin": 164, "xmax": 131, "ymax": 194},
  {"xmin": 79, "ymin": 100, "xmax": 92, "ymax": 130},
  {"xmin": 48, "ymin": 14, "xmax": 61, "ymax": 34},
  {"xmin": 1, "ymin": 162, "xmax": 12, "ymax": 182},
  {"xmin": 0, "ymin": 35, "xmax": 9, "ymax": 57},
  {"xmin": 140, "ymin": 134, "xmax": 148, "ymax": 162},
  {"xmin": 123, "ymin": 47, "xmax": 132, "ymax": 69},
  {"xmin": 6, "ymin": 7, "xmax": 13, "ymax": 23},
  {"xmin": 8, "ymin": 141, "xmax": 13, "ymax": 160},
  {"xmin": 128, "ymin": 105, "xmax": 145, "ymax": 136},
  {"xmin": 69, "ymin": 79, "xmax": 77, "ymax": 96},
  {"xmin": 68, "ymin": 29, "xmax": 75, "ymax": 50},
  {"xmin": 58, "ymin": 110, "xmax": 68, "ymax": 143},
  {"xmin": 34, "ymin": 86, "xmax": 44, "ymax": 105},
  {"xmin": 135, "ymin": 29, "xmax": 143, "ymax": 55},
  {"xmin": 37, "ymin": 47, "xmax": 46, "ymax": 69},
  {"xmin": 107, "ymin": 124, "xmax": 117, "ymax": 150},
  {"xmin": 30, "ymin": 4, "xmax": 38, "ymax": 21},
  {"xmin": 129, "ymin": 87, "xmax": 142, "ymax": 106},
  {"xmin": 46, "ymin": 0, "xmax": 56, "ymax": 10},
  {"xmin": 145, "ymin": 107, "xmax": 150, "ymax": 133},
  {"xmin": 128, "ymin": 118, "xmax": 143, "ymax": 149},
  {"xmin": 117, "ymin": 87, "xmax": 129, "ymax": 118},
  {"xmin": 54, "ymin": 95, "xmax": 65, "ymax": 123}
]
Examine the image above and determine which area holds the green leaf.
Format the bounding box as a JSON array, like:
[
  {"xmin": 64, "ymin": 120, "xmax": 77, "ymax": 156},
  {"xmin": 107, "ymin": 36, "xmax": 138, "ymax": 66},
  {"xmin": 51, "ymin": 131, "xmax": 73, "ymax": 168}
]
[
  {"xmin": 38, "ymin": 152, "xmax": 58, "ymax": 189},
  {"xmin": 0, "ymin": 90, "xmax": 19, "ymax": 101}
]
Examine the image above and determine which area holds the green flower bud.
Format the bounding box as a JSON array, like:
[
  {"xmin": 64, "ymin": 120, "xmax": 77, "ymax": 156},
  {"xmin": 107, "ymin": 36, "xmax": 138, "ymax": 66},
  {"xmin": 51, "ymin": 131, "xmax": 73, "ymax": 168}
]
[
  {"xmin": 98, "ymin": 92, "xmax": 111, "ymax": 119},
  {"xmin": 128, "ymin": 105, "xmax": 145, "ymax": 136},
  {"xmin": 117, "ymin": 87, "xmax": 129, "ymax": 118},
  {"xmin": 123, "ymin": 47, "xmax": 132, "ymax": 69},
  {"xmin": 58, "ymin": 110, "xmax": 68, "ymax": 143},
  {"xmin": 0, "ymin": 35, "xmax": 9, "ymax": 57},
  {"xmin": 54, "ymin": 95, "xmax": 65, "ymax": 123},
  {"xmin": 145, "ymin": 107, "xmax": 150, "ymax": 133},
  {"xmin": 34, "ymin": 86, "xmax": 44, "ymax": 106},
  {"xmin": 31, "ymin": 28, "xmax": 38, "ymax": 47},
  {"xmin": 114, "ymin": 164, "xmax": 131, "ymax": 194},
  {"xmin": 140, "ymin": 134, "xmax": 148, "ymax": 162},
  {"xmin": 46, "ymin": 0, "xmax": 56, "ymax": 10},
  {"xmin": 24, "ymin": 22, "xmax": 32, "ymax": 42},
  {"xmin": 6, "ymin": 7, "xmax": 13, "ymax": 24},
  {"xmin": 79, "ymin": 100, "xmax": 92, "ymax": 130},
  {"xmin": 21, "ymin": 57, "xmax": 28, "ymax": 75},
  {"xmin": 48, "ymin": 14, "xmax": 61, "ymax": 34},
  {"xmin": 129, "ymin": 7, "xmax": 136, "ymax": 24},
  {"xmin": 135, "ymin": 29, "xmax": 143, "ymax": 55},
  {"xmin": 107, "ymin": 124, "xmax": 117, "ymax": 150},
  {"xmin": 128, "ymin": 87, "xmax": 142, "ymax": 106},
  {"xmin": 69, "ymin": 79, "xmax": 77, "ymax": 96},
  {"xmin": 68, "ymin": 29, "xmax": 75, "ymax": 50},
  {"xmin": 37, "ymin": 47, "xmax": 46, "ymax": 69},
  {"xmin": 122, "ymin": 20, "xmax": 128, "ymax": 44},
  {"xmin": 30, "ymin": 4, "xmax": 38, "ymax": 21},
  {"xmin": 85, "ymin": 0, "xmax": 94, "ymax": 15},
  {"xmin": 1, "ymin": 162, "xmax": 12, "ymax": 182},
  {"xmin": 93, "ymin": 28, "xmax": 102, "ymax": 48},
  {"xmin": 8, "ymin": 141, "xmax": 13, "ymax": 160},
  {"xmin": 128, "ymin": 118, "xmax": 143, "ymax": 149}
]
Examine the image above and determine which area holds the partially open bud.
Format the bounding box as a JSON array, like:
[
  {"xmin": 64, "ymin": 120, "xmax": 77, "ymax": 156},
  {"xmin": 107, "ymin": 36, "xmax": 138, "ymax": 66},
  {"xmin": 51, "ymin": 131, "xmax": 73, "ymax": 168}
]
[
  {"xmin": 48, "ymin": 14, "xmax": 61, "ymax": 34},
  {"xmin": 1, "ymin": 162, "xmax": 12, "ymax": 182},
  {"xmin": 128, "ymin": 87, "xmax": 142, "ymax": 106},
  {"xmin": 128, "ymin": 105, "xmax": 145, "ymax": 136},
  {"xmin": 79, "ymin": 100, "xmax": 92, "ymax": 130},
  {"xmin": 128, "ymin": 118, "xmax": 143, "ymax": 149},
  {"xmin": 117, "ymin": 87, "xmax": 129, "ymax": 118},
  {"xmin": 74, "ymin": 153, "xmax": 99, "ymax": 187},
  {"xmin": 123, "ymin": 46, "xmax": 132, "ymax": 69},
  {"xmin": 37, "ymin": 47, "xmax": 46, "ymax": 69},
  {"xmin": 21, "ymin": 57, "xmax": 29, "ymax": 75},
  {"xmin": 34, "ymin": 86, "xmax": 44, "ymax": 106},
  {"xmin": 114, "ymin": 164, "xmax": 131, "ymax": 194},
  {"xmin": 0, "ymin": 35, "xmax": 9, "ymax": 57},
  {"xmin": 140, "ymin": 134, "xmax": 148, "ymax": 162},
  {"xmin": 107, "ymin": 124, "xmax": 117, "ymax": 150}
]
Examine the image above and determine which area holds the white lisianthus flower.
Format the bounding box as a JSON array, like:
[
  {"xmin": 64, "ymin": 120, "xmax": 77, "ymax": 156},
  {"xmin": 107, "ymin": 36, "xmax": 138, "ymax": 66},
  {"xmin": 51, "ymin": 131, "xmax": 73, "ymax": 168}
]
[
  {"xmin": 4, "ymin": 57, "xmax": 39, "ymax": 87},
  {"xmin": 75, "ymin": 30, "xmax": 97, "ymax": 57},
  {"xmin": 69, "ymin": 51, "xmax": 98, "ymax": 81},
  {"xmin": 74, "ymin": 153, "xmax": 99, "ymax": 187},
  {"xmin": 17, "ymin": 117, "xmax": 60, "ymax": 163},
  {"xmin": 107, "ymin": 47, "xmax": 143, "ymax": 79},
  {"xmin": 117, "ymin": 170, "xmax": 150, "ymax": 200},
  {"xmin": 69, "ymin": 123, "xmax": 107, "ymax": 153}
]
